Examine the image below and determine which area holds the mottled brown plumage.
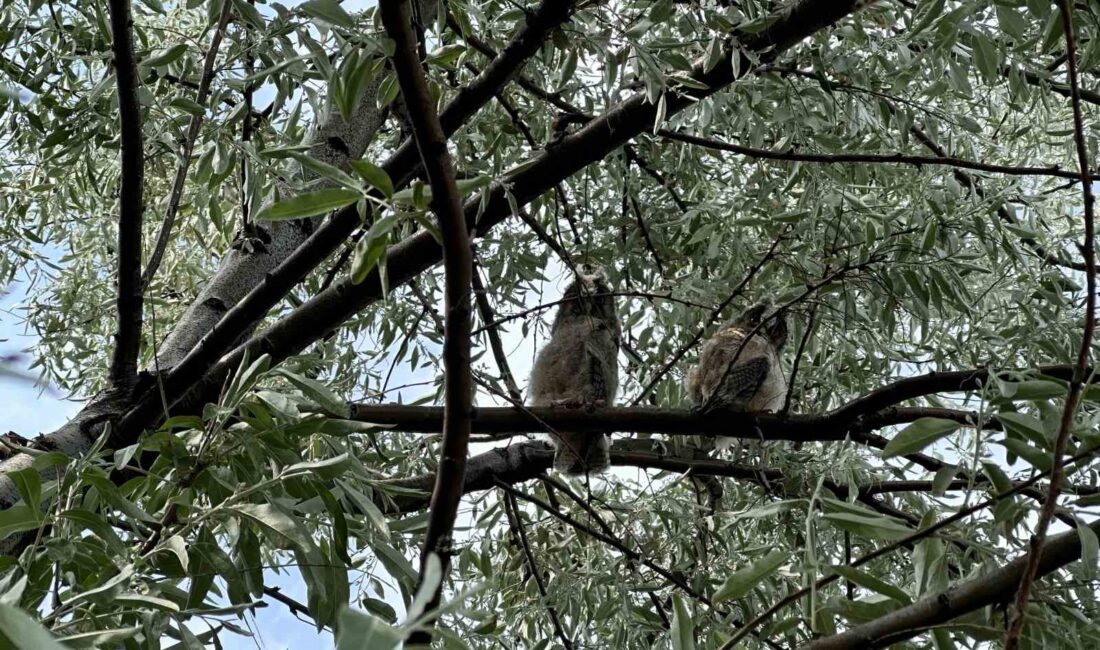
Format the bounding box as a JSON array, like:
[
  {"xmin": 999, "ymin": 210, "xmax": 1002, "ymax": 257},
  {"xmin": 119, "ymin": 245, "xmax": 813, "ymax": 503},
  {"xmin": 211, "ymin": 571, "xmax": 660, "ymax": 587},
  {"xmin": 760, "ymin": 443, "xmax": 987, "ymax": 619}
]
[
  {"xmin": 686, "ymin": 300, "xmax": 788, "ymax": 414},
  {"xmin": 529, "ymin": 265, "xmax": 620, "ymax": 474}
]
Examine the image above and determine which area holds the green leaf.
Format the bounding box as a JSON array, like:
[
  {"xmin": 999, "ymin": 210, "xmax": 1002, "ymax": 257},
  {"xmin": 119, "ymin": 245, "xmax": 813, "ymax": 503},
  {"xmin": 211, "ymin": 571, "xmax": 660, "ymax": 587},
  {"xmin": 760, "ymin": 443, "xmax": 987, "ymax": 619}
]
[
  {"xmin": 670, "ymin": 594, "xmax": 695, "ymax": 650},
  {"xmin": 274, "ymin": 368, "xmax": 350, "ymax": 418},
  {"xmin": 997, "ymin": 411, "xmax": 1050, "ymax": 449},
  {"xmin": 256, "ymin": 188, "xmax": 361, "ymax": 221},
  {"xmin": 144, "ymin": 44, "xmax": 189, "ymax": 68},
  {"xmin": 822, "ymin": 512, "xmax": 913, "ymax": 540},
  {"xmin": 9, "ymin": 468, "xmax": 41, "ymax": 512},
  {"xmin": 406, "ymin": 552, "xmax": 444, "ymax": 623},
  {"xmin": 995, "ymin": 439, "xmax": 1052, "ymax": 472},
  {"xmin": 0, "ymin": 505, "xmax": 44, "ymax": 539},
  {"xmin": 335, "ymin": 607, "xmax": 403, "ymax": 650},
  {"xmin": 115, "ymin": 593, "xmax": 181, "ymax": 612},
  {"xmin": 1079, "ymin": 522, "xmax": 1099, "ymax": 580},
  {"xmin": 58, "ymin": 509, "xmax": 125, "ymax": 554},
  {"xmin": 830, "ymin": 566, "xmax": 912, "ymax": 604},
  {"xmin": 0, "ymin": 603, "xmax": 68, "ymax": 650},
  {"xmin": 881, "ymin": 418, "xmax": 959, "ymax": 458},
  {"xmin": 56, "ymin": 627, "xmax": 141, "ymax": 648},
  {"xmin": 64, "ymin": 566, "xmax": 134, "ymax": 608},
  {"xmin": 350, "ymin": 160, "xmax": 394, "ymax": 198},
  {"xmin": 284, "ymin": 453, "xmax": 351, "ymax": 481},
  {"xmin": 932, "ymin": 465, "xmax": 957, "ymax": 497},
  {"xmin": 300, "ymin": 0, "xmax": 355, "ymax": 29},
  {"xmin": 230, "ymin": 503, "xmax": 315, "ymax": 552},
  {"xmin": 713, "ymin": 550, "xmax": 786, "ymax": 602},
  {"xmin": 426, "ymin": 44, "xmax": 465, "ymax": 67},
  {"xmin": 169, "ymin": 97, "xmax": 206, "ymax": 116},
  {"xmin": 999, "ymin": 380, "xmax": 1066, "ymax": 401},
  {"xmin": 971, "ymin": 34, "xmax": 999, "ymax": 83}
]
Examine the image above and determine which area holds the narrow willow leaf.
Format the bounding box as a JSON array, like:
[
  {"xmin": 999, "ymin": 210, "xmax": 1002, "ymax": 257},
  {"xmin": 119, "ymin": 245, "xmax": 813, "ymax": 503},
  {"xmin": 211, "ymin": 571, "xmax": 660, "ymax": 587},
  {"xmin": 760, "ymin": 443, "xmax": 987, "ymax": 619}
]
[
  {"xmin": 670, "ymin": 594, "xmax": 696, "ymax": 650},
  {"xmin": 1078, "ymin": 522, "xmax": 1099, "ymax": 580},
  {"xmin": 831, "ymin": 566, "xmax": 912, "ymax": 603},
  {"xmin": 230, "ymin": 503, "xmax": 315, "ymax": 552},
  {"xmin": 256, "ymin": 188, "xmax": 361, "ymax": 221},
  {"xmin": 300, "ymin": 0, "xmax": 355, "ymax": 28},
  {"xmin": 822, "ymin": 513, "xmax": 913, "ymax": 540},
  {"xmin": 713, "ymin": 550, "xmax": 786, "ymax": 602},
  {"xmin": 349, "ymin": 160, "xmax": 394, "ymax": 198},
  {"xmin": 274, "ymin": 368, "xmax": 350, "ymax": 417},
  {"xmin": 881, "ymin": 418, "xmax": 959, "ymax": 458},
  {"xmin": 335, "ymin": 607, "xmax": 402, "ymax": 650},
  {"xmin": 0, "ymin": 604, "xmax": 68, "ymax": 649}
]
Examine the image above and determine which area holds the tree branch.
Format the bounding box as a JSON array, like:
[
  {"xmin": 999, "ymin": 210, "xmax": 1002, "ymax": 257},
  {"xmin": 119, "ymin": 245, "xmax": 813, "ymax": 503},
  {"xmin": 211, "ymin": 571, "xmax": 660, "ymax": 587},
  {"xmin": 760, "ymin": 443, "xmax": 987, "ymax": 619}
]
[
  {"xmin": 658, "ymin": 129, "xmax": 1096, "ymax": 181},
  {"xmin": 107, "ymin": 0, "xmax": 145, "ymax": 385},
  {"xmin": 107, "ymin": 0, "xmax": 576, "ymax": 446},
  {"xmin": 379, "ymin": 0, "xmax": 473, "ymax": 640},
  {"xmin": 141, "ymin": 0, "xmax": 233, "ymax": 289},
  {"xmin": 804, "ymin": 516, "xmax": 1100, "ymax": 649},
  {"xmin": 1006, "ymin": 2, "xmax": 1098, "ymax": 646}
]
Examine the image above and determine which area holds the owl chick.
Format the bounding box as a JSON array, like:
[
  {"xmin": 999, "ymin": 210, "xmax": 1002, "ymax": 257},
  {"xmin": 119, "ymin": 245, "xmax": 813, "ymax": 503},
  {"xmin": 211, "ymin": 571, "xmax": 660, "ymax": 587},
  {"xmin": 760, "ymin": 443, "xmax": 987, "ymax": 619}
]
[
  {"xmin": 529, "ymin": 264, "xmax": 620, "ymax": 474},
  {"xmin": 686, "ymin": 300, "xmax": 788, "ymax": 414}
]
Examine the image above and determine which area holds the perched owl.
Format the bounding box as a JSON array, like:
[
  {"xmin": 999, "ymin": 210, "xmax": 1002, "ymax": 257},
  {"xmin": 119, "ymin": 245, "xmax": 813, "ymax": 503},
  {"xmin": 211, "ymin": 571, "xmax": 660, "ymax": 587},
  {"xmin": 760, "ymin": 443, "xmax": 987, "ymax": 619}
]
[
  {"xmin": 686, "ymin": 300, "xmax": 788, "ymax": 414},
  {"xmin": 529, "ymin": 264, "xmax": 621, "ymax": 474}
]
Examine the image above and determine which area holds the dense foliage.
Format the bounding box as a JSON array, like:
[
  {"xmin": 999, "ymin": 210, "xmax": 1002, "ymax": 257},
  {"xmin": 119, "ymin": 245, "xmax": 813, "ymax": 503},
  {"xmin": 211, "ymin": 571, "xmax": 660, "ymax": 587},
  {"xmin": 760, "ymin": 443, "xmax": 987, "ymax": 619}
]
[{"xmin": 1, "ymin": 0, "xmax": 1100, "ymax": 648}]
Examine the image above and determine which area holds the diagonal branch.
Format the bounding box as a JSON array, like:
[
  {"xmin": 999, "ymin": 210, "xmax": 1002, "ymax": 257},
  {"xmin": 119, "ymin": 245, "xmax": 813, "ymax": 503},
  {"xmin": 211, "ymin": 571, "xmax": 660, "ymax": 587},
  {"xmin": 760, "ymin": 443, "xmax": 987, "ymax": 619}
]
[
  {"xmin": 723, "ymin": 446, "xmax": 1100, "ymax": 649},
  {"xmin": 501, "ymin": 491, "xmax": 574, "ymax": 649},
  {"xmin": 141, "ymin": 0, "xmax": 233, "ymax": 289},
  {"xmin": 804, "ymin": 513, "xmax": 1100, "ymax": 649},
  {"xmin": 103, "ymin": 0, "xmax": 577, "ymax": 447},
  {"xmin": 379, "ymin": 0, "xmax": 473, "ymax": 639},
  {"xmin": 107, "ymin": 0, "xmax": 145, "ymax": 385},
  {"xmin": 1005, "ymin": 2, "xmax": 1098, "ymax": 646}
]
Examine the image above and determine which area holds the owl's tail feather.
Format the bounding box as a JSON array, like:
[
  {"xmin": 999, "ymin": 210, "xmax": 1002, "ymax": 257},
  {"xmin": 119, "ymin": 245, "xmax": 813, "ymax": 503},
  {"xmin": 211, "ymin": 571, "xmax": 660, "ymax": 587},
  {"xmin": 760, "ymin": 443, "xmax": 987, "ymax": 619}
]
[{"xmin": 552, "ymin": 434, "xmax": 610, "ymax": 475}]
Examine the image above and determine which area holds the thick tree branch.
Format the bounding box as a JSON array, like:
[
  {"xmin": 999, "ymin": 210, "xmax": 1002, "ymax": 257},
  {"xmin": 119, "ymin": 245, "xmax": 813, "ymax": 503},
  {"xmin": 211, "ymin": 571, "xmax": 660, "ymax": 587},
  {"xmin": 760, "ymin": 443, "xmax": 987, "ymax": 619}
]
[
  {"xmin": 138, "ymin": 0, "xmax": 867, "ymax": 457},
  {"xmin": 1006, "ymin": 2, "xmax": 1098, "ymax": 646},
  {"xmin": 379, "ymin": 0, "xmax": 473, "ymax": 641},
  {"xmin": 349, "ymin": 403, "xmax": 994, "ymax": 441},
  {"xmin": 108, "ymin": 0, "xmax": 576, "ymax": 447},
  {"xmin": 804, "ymin": 516, "xmax": 1100, "ymax": 649},
  {"xmin": 107, "ymin": 0, "xmax": 145, "ymax": 385}
]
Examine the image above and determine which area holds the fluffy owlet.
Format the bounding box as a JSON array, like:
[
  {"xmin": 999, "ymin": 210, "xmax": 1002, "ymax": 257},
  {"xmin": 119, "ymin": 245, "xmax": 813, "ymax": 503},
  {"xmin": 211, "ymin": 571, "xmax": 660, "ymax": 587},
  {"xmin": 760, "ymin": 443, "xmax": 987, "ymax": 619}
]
[
  {"xmin": 529, "ymin": 264, "xmax": 621, "ymax": 474},
  {"xmin": 686, "ymin": 300, "xmax": 788, "ymax": 414}
]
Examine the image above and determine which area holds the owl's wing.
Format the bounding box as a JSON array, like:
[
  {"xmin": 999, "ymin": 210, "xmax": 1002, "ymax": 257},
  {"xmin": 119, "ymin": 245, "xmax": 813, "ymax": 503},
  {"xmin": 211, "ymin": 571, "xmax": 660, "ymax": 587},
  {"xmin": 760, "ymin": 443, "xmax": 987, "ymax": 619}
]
[{"xmin": 719, "ymin": 355, "xmax": 770, "ymax": 404}]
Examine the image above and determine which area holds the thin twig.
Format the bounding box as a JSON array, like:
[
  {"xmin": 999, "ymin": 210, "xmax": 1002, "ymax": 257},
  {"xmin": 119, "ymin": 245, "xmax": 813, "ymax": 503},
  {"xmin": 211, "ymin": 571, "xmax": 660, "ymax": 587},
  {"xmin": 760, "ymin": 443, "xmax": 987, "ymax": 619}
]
[
  {"xmin": 142, "ymin": 0, "xmax": 233, "ymax": 289},
  {"xmin": 471, "ymin": 249, "xmax": 522, "ymax": 401},
  {"xmin": 1006, "ymin": 2, "xmax": 1097, "ymax": 646},
  {"xmin": 658, "ymin": 129, "xmax": 1096, "ymax": 181},
  {"xmin": 502, "ymin": 492, "xmax": 574, "ymax": 649}
]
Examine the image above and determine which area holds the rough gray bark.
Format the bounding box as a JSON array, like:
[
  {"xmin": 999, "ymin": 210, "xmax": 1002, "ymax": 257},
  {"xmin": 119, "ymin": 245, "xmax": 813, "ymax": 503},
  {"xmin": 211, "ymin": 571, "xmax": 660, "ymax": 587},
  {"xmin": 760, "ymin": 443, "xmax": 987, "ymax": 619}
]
[
  {"xmin": 0, "ymin": 16, "xmax": 404, "ymax": 553},
  {"xmin": 158, "ymin": 78, "xmax": 388, "ymax": 365}
]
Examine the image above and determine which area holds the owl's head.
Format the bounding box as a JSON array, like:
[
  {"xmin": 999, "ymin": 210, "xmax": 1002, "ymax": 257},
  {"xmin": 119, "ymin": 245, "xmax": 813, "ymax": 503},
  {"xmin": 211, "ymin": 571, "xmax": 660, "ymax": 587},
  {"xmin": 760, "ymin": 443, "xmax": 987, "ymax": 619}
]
[
  {"xmin": 730, "ymin": 299, "xmax": 788, "ymax": 349},
  {"xmin": 575, "ymin": 263, "xmax": 610, "ymax": 297},
  {"xmin": 557, "ymin": 263, "xmax": 616, "ymax": 323}
]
